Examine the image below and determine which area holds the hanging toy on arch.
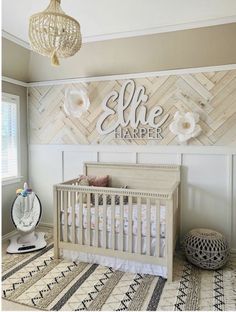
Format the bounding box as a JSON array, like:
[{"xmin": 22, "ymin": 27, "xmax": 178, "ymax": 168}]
[{"xmin": 16, "ymin": 182, "xmax": 32, "ymax": 197}]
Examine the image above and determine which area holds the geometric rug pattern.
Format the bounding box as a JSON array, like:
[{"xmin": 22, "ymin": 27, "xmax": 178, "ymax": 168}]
[
  {"xmin": 28, "ymin": 69, "xmax": 236, "ymax": 146},
  {"xmin": 2, "ymin": 243, "xmax": 236, "ymax": 311}
]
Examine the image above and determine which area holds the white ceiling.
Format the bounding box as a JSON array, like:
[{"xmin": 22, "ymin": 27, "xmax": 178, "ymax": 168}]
[{"xmin": 2, "ymin": 0, "xmax": 236, "ymax": 47}]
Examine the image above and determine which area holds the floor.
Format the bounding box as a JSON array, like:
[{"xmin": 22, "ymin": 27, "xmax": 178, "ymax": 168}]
[
  {"xmin": 2, "ymin": 226, "xmax": 52, "ymax": 311},
  {"xmin": 2, "ymin": 227, "xmax": 235, "ymax": 311},
  {"xmin": 2, "ymin": 299, "xmax": 39, "ymax": 311}
]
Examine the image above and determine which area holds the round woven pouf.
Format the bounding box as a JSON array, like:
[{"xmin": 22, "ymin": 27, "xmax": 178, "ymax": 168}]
[{"xmin": 183, "ymin": 228, "xmax": 229, "ymax": 270}]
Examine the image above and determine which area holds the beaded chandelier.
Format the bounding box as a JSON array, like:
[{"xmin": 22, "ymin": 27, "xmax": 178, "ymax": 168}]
[{"xmin": 29, "ymin": 0, "xmax": 82, "ymax": 66}]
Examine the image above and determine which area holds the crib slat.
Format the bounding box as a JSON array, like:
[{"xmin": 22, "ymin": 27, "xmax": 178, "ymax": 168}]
[
  {"xmin": 71, "ymin": 191, "xmax": 76, "ymax": 244},
  {"xmin": 79, "ymin": 192, "xmax": 83, "ymax": 245},
  {"xmin": 111, "ymin": 195, "xmax": 115, "ymax": 250},
  {"xmin": 146, "ymin": 198, "xmax": 151, "ymax": 256},
  {"xmin": 94, "ymin": 193, "xmax": 99, "ymax": 247},
  {"xmin": 58, "ymin": 190, "xmax": 62, "ymax": 242},
  {"xmin": 75, "ymin": 190, "xmax": 78, "ymax": 207},
  {"xmin": 119, "ymin": 195, "xmax": 124, "ymax": 251},
  {"xmin": 156, "ymin": 199, "xmax": 160, "ymax": 257},
  {"xmin": 175, "ymin": 188, "xmax": 178, "ymax": 211},
  {"xmin": 86, "ymin": 193, "xmax": 91, "ymax": 246},
  {"xmin": 103, "ymin": 194, "xmax": 107, "ymax": 248},
  {"xmin": 128, "ymin": 196, "xmax": 133, "ymax": 253},
  {"xmin": 137, "ymin": 197, "xmax": 142, "ymax": 254},
  {"xmin": 63, "ymin": 191, "xmax": 68, "ymax": 243}
]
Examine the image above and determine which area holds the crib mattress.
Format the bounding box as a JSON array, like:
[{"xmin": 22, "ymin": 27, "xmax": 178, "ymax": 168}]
[{"xmin": 61, "ymin": 203, "xmax": 166, "ymax": 237}]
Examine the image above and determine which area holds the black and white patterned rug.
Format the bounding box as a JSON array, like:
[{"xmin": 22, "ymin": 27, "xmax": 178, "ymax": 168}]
[{"xmin": 2, "ymin": 243, "xmax": 236, "ymax": 311}]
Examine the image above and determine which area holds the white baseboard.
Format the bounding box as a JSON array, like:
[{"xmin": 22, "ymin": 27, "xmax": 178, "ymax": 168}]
[
  {"xmin": 38, "ymin": 222, "xmax": 53, "ymax": 229},
  {"xmin": 2, "ymin": 223, "xmax": 53, "ymax": 242},
  {"xmin": 2, "ymin": 229, "xmax": 18, "ymax": 242}
]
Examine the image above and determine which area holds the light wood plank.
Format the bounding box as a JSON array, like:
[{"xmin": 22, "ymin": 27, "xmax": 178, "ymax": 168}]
[
  {"xmin": 181, "ymin": 74, "xmax": 213, "ymax": 100},
  {"xmin": 194, "ymin": 72, "xmax": 215, "ymax": 90}
]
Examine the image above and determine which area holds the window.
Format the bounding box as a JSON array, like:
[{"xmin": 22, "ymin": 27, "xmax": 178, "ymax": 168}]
[{"xmin": 1, "ymin": 93, "xmax": 20, "ymax": 182}]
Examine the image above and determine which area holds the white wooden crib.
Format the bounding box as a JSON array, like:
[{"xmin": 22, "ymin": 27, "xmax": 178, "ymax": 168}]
[{"xmin": 53, "ymin": 162, "xmax": 180, "ymax": 282}]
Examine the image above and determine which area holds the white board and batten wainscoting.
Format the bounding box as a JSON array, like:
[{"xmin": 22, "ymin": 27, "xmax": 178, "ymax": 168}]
[
  {"xmin": 27, "ymin": 65, "xmax": 236, "ymax": 251},
  {"xmin": 29, "ymin": 145, "xmax": 236, "ymax": 251}
]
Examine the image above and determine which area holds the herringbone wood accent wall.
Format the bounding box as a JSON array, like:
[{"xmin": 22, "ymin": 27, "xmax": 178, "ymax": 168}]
[{"xmin": 28, "ymin": 70, "xmax": 236, "ymax": 145}]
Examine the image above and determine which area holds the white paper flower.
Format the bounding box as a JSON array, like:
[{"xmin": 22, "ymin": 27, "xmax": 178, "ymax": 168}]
[
  {"xmin": 64, "ymin": 88, "xmax": 90, "ymax": 118},
  {"xmin": 169, "ymin": 111, "xmax": 202, "ymax": 143}
]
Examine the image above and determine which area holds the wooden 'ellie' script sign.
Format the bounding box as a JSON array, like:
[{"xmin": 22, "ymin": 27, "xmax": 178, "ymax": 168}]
[{"xmin": 96, "ymin": 80, "xmax": 170, "ymax": 140}]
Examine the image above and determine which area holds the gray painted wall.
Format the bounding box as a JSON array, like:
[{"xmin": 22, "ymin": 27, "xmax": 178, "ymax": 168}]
[
  {"xmin": 2, "ymin": 39, "xmax": 30, "ymax": 82},
  {"xmin": 28, "ymin": 23, "xmax": 236, "ymax": 82},
  {"xmin": 2, "ymin": 23, "xmax": 236, "ymax": 83},
  {"xmin": 2, "ymin": 81, "xmax": 28, "ymax": 235}
]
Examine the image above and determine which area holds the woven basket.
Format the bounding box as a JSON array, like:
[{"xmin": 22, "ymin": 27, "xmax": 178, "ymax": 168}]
[{"xmin": 183, "ymin": 228, "xmax": 229, "ymax": 270}]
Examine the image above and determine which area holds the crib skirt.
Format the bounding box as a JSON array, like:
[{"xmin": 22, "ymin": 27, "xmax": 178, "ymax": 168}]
[{"xmin": 60, "ymin": 225, "xmax": 167, "ymax": 277}]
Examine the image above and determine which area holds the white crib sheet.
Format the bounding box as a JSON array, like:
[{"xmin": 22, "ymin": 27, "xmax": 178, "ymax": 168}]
[{"xmin": 61, "ymin": 203, "xmax": 166, "ymax": 238}]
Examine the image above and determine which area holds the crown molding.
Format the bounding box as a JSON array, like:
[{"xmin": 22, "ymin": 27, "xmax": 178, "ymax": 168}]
[
  {"xmin": 2, "ymin": 15, "xmax": 236, "ymax": 50},
  {"xmin": 2, "ymin": 30, "xmax": 31, "ymax": 50},
  {"xmin": 28, "ymin": 64, "xmax": 236, "ymax": 87},
  {"xmin": 2, "ymin": 76, "xmax": 28, "ymax": 87},
  {"xmin": 84, "ymin": 15, "xmax": 236, "ymax": 43}
]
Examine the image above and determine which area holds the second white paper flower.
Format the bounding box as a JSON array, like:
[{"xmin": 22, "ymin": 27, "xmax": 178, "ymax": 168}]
[{"xmin": 169, "ymin": 111, "xmax": 202, "ymax": 143}]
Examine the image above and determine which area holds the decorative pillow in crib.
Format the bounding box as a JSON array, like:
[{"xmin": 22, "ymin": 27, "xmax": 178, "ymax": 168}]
[
  {"xmin": 91, "ymin": 186, "xmax": 128, "ymax": 205},
  {"xmin": 78, "ymin": 175, "xmax": 109, "ymax": 187},
  {"xmin": 78, "ymin": 177, "xmax": 90, "ymax": 186},
  {"xmin": 76, "ymin": 178, "xmax": 89, "ymax": 203}
]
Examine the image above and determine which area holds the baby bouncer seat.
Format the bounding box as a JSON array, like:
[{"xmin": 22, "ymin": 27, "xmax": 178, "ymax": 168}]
[{"xmin": 7, "ymin": 183, "xmax": 47, "ymax": 253}]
